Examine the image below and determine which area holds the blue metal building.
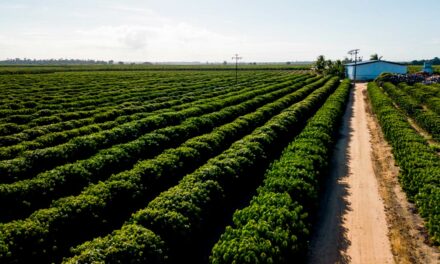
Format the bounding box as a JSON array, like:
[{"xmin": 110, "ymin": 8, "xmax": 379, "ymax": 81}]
[{"xmin": 345, "ymin": 60, "xmax": 407, "ymax": 81}]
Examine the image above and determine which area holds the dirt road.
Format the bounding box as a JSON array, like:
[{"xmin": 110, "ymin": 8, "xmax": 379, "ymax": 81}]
[{"xmin": 307, "ymin": 83, "xmax": 394, "ymax": 264}]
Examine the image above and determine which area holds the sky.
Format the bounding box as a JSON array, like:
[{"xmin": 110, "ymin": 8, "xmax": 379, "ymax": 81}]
[{"xmin": 0, "ymin": 0, "xmax": 439, "ymax": 62}]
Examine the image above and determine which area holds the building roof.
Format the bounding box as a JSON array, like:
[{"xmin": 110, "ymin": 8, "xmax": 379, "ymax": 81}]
[{"xmin": 345, "ymin": 60, "xmax": 406, "ymax": 67}]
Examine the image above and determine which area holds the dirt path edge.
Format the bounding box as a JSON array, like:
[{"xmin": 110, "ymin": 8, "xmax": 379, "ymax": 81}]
[
  {"xmin": 307, "ymin": 83, "xmax": 394, "ymax": 264},
  {"xmin": 364, "ymin": 87, "xmax": 440, "ymax": 264}
]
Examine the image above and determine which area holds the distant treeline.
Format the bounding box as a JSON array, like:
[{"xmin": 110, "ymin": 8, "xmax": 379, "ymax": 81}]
[
  {"xmin": 410, "ymin": 57, "xmax": 440, "ymax": 65},
  {"xmin": 0, "ymin": 64, "xmax": 312, "ymax": 75},
  {"xmin": 0, "ymin": 58, "xmax": 146, "ymax": 65}
]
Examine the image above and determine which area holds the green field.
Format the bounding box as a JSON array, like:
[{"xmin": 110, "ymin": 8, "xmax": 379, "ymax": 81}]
[
  {"xmin": 407, "ymin": 65, "xmax": 440, "ymax": 74},
  {"xmin": 368, "ymin": 81, "xmax": 440, "ymax": 245},
  {"xmin": 0, "ymin": 64, "xmax": 311, "ymax": 75},
  {"xmin": 0, "ymin": 68, "xmax": 350, "ymax": 263}
]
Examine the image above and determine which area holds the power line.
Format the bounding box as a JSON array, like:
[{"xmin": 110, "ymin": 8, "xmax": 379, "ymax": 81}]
[{"xmin": 232, "ymin": 54, "xmax": 242, "ymax": 84}]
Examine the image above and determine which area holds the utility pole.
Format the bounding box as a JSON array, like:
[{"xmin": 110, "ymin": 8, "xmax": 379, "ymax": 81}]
[
  {"xmin": 348, "ymin": 49, "xmax": 359, "ymax": 84},
  {"xmin": 232, "ymin": 54, "xmax": 242, "ymax": 84}
]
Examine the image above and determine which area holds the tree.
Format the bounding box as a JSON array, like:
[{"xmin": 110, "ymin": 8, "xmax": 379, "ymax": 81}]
[
  {"xmin": 342, "ymin": 57, "xmax": 353, "ymax": 64},
  {"xmin": 370, "ymin": 53, "xmax": 383, "ymax": 61},
  {"xmin": 411, "ymin": 57, "xmax": 440, "ymax": 65},
  {"xmin": 313, "ymin": 55, "xmax": 345, "ymax": 78},
  {"xmin": 314, "ymin": 55, "xmax": 327, "ymax": 74},
  {"xmin": 327, "ymin": 60, "xmax": 345, "ymax": 78}
]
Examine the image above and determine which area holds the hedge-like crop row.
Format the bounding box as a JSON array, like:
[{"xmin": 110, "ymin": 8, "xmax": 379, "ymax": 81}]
[
  {"xmin": 0, "ymin": 75, "xmax": 311, "ymax": 182},
  {"xmin": 2, "ymin": 71, "xmax": 280, "ymax": 113},
  {"xmin": 0, "ymin": 71, "xmax": 281, "ymax": 123},
  {"xmin": 0, "ymin": 72, "xmax": 280, "ymax": 145},
  {"xmin": 398, "ymin": 82, "xmax": 440, "ymax": 117},
  {"xmin": 0, "ymin": 85, "xmax": 234, "ymax": 151},
  {"xmin": 210, "ymin": 80, "xmax": 351, "ymax": 264},
  {"xmin": 61, "ymin": 77, "xmax": 340, "ymax": 264},
  {"xmin": 0, "ymin": 71, "xmax": 255, "ymax": 114},
  {"xmin": 382, "ymin": 82, "xmax": 440, "ymax": 141},
  {"xmin": 0, "ymin": 77, "xmax": 335, "ymax": 264},
  {"xmin": 368, "ymin": 82, "xmax": 440, "ymax": 244},
  {"xmin": 0, "ymin": 74, "xmax": 296, "ymax": 158},
  {"xmin": 0, "ymin": 75, "xmax": 319, "ymax": 221},
  {"xmin": 0, "ymin": 75, "xmax": 205, "ymax": 124},
  {"xmin": 0, "ymin": 74, "xmax": 280, "ymax": 139},
  {"xmin": 0, "ymin": 81, "xmax": 220, "ymax": 135}
]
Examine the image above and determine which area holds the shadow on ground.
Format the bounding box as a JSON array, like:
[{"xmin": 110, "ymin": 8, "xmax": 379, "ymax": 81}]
[{"xmin": 306, "ymin": 85, "xmax": 356, "ymax": 264}]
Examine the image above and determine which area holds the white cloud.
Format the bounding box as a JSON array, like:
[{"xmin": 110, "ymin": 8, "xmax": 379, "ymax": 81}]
[
  {"xmin": 121, "ymin": 30, "xmax": 149, "ymax": 49},
  {"xmin": 71, "ymin": 20, "xmax": 316, "ymax": 62},
  {"xmin": 0, "ymin": 5, "xmax": 316, "ymax": 61},
  {"xmin": 72, "ymin": 14, "xmax": 241, "ymax": 61}
]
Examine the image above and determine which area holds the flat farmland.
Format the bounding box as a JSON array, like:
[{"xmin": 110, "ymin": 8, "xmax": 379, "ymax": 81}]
[{"xmin": 0, "ymin": 68, "xmax": 353, "ymax": 263}]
